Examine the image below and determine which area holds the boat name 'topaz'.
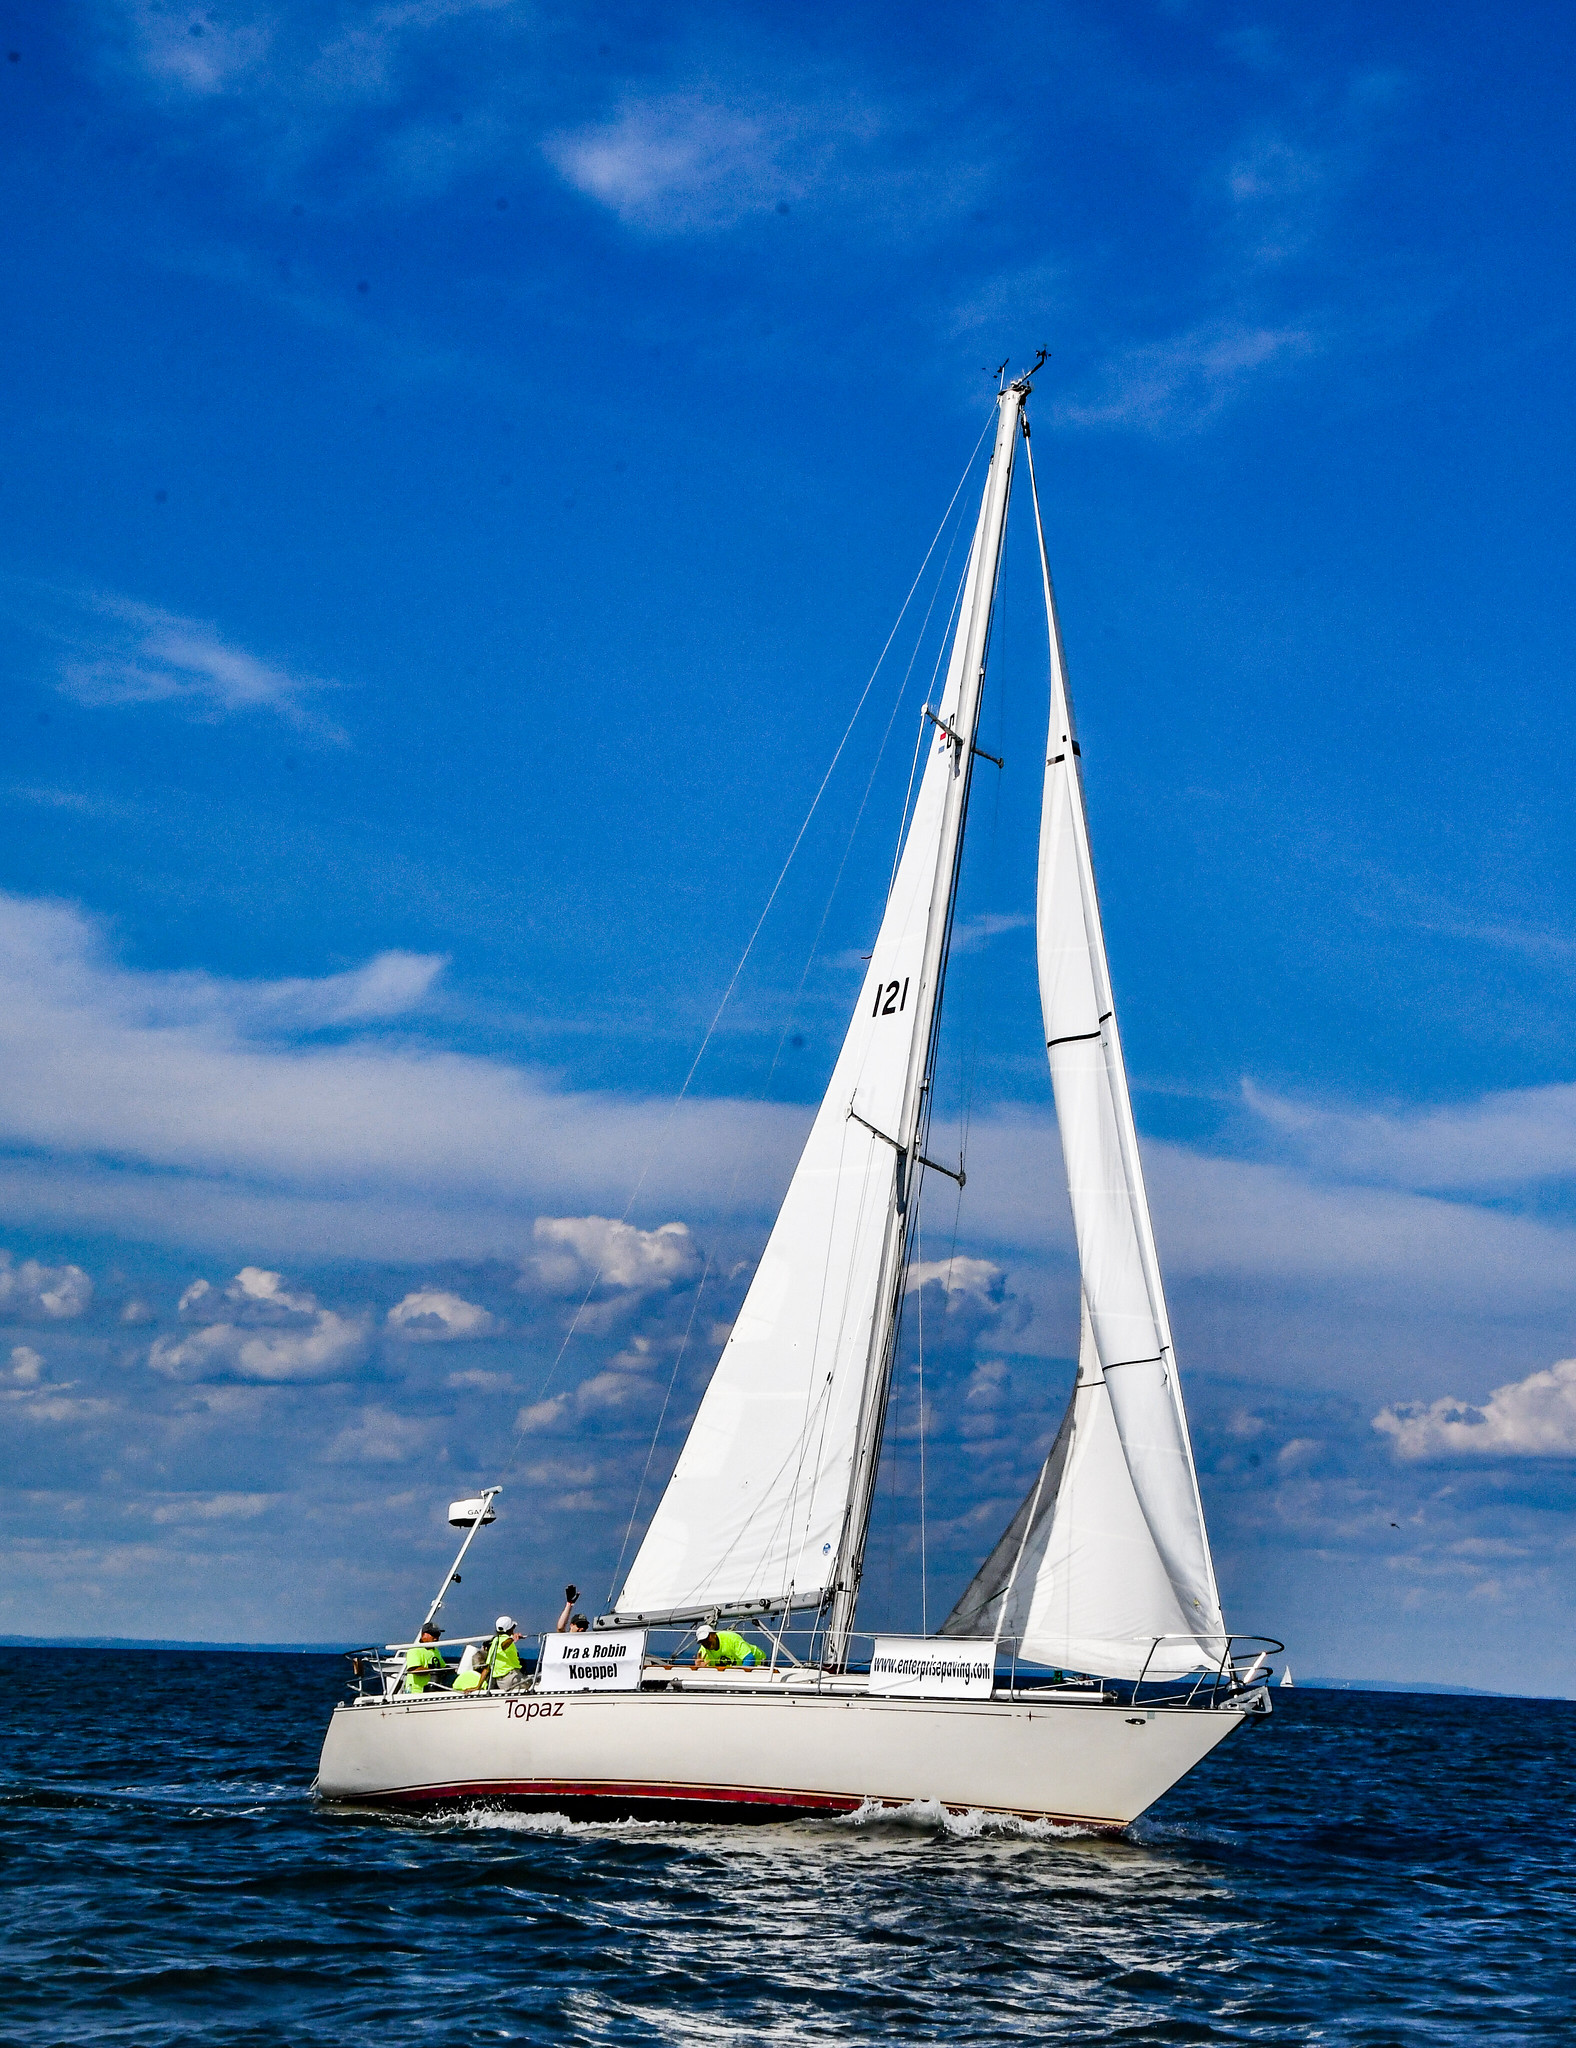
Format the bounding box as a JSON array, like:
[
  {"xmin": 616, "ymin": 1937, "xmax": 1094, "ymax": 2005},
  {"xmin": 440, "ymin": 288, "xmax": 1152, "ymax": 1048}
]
[{"xmin": 507, "ymin": 1699, "xmax": 565, "ymax": 1720}]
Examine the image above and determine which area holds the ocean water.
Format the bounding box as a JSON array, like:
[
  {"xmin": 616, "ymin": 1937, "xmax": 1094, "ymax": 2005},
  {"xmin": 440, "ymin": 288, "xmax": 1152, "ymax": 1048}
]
[{"xmin": 2, "ymin": 1649, "xmax": 1572, "ymax": 2045}]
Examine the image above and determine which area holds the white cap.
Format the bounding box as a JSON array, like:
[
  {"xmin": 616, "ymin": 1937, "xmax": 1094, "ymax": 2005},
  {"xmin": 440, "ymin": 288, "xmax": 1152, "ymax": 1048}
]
[{"xmin": 495, "ymin": 1614, "xmax": 515, "ymax": 1632}]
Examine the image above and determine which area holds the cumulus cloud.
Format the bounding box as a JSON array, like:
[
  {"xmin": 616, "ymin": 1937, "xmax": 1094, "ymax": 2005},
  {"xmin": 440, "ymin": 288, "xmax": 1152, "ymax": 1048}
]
[
  {"xmin": 906, "ymin": 1255, "xmax": 1004, "ymax": 1302},
  {"xmin": 323, "ymin": 1403, "xmax": 430, "ymax": 1464},
  {"xmin": 523, "ymin": 1217, "xmax": 703, "ymax": 1297},
  {"xmin": 4, "ymin": 1343, "xmax": 116, "ymax": 1424},
  {"xmin": 0, "ymin": 1251, "xmax": 92, "ymax": 1320},
  {"xmin": 150, "ymin": 1267, "xmax": 371, "ymax": 1382},
  {"xmin": 37, "ymin": 590, "xmax": 345, "ymax": 738},
  {"xmin": 1375, "ymin": 1358, "xmax": 1576, "ymax": 1461},
  {"xmin": 386, "ymin": 1289, "xmax": 498, "ymax": 1341},
  {"xmin": 4, "ymin": 887, "xmax": 1576, "ymax": 1406},
  {"xmin": 8, "ymin": 1345, "xmax": 44, "ymax": 1385}
]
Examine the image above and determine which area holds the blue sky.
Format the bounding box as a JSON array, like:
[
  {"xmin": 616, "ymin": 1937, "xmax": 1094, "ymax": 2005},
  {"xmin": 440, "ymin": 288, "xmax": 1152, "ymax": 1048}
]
[{"xmin": 3, "ymin": 0, "xmax": 1575, "ymax": 1693}]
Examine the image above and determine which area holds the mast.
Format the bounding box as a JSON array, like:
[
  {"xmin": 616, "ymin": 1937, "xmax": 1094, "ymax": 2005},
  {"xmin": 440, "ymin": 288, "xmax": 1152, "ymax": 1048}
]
[{"xmin": 822, "ymin": 378, "xmax": 1029, "ymax": 1665}]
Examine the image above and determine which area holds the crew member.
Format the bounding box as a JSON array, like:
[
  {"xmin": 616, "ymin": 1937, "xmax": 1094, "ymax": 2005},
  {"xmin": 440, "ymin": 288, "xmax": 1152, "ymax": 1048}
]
[
  {"xmin": 451, "ymin": 1642, "xmax": 484, "ymax": 1693},
  {"xmin": 693, "ymin": 1627, "xmax": 765, "ymax": 1669},
  {"xmin": 402, "ymin": 1622, "xmax": 449, "ymax": 1693},
  {"xmin": 554, "ymin": 1585, "xmax": 589, "ymax": 1634},
  {"xmin": 483, "ymin": 1615, "xmax": 525, "ymax": 1691}
]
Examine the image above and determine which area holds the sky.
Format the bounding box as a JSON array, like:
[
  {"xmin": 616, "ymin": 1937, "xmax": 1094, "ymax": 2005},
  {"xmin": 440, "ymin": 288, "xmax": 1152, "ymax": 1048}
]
[{"xmin": 3, "ymin": 0, "xmax": 1575, "ymax": 1694}]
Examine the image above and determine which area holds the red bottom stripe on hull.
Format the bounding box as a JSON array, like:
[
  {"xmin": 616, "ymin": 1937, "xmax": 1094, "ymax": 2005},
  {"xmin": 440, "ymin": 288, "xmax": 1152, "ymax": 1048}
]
[{"xmin": 336, "ymin": 1780, "xmax": 1123, "ymax": 1831}]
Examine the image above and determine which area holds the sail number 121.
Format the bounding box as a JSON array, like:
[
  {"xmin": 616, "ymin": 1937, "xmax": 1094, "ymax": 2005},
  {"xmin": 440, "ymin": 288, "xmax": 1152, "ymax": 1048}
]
[{"xmin": 872, "ymin": 977, "xmax": 910, "ymax": 1018}]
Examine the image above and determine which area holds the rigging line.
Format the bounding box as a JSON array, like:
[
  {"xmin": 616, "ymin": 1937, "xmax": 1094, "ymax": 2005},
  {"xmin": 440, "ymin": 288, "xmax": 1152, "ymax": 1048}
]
[
  {"xmin": 664, "ymin": 407, "xmax": 991, "ymax": 1117},
  {"xmin": 886, "ymin": 504, "xmax": 973, "ymax": 901},
  {"xmin": 938, "ymin": 525, "xmax": 1010, "ymax": 1291},
  {"xmin": 496, "ymin": 412, "xmax": 999, "ymax": 1492},
  {"xmin": 664, "ymin": 1126, "xmax": 889, "ymax": 1616},
  {"xmin": 605, "ymin": 1250, "xmax": 715, "ymax": 1608},
  {"xmin": 916, "ymin": 1215, "xmax": 928, "ymax": 1637},
  {"xmin": 757, "ymin": 498, "xmax": 954, "ymax": 1114},
  {"xmin": 671, "ymin": 550, "xmax": 966, "ymax": 1606},
  {"xmin": 615, "ymin": 678, "xmax": 916, "ymax": 1601},
  {"xmin": 890, "ymin": 553, "xmax": 971, "ymax": 903}
]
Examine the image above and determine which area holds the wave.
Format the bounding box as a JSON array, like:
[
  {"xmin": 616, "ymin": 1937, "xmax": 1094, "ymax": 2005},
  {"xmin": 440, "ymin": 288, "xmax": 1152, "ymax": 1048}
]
[{"xmin": 834, "ymin": 1796, "xmax": 1100, "ymax": 1839}]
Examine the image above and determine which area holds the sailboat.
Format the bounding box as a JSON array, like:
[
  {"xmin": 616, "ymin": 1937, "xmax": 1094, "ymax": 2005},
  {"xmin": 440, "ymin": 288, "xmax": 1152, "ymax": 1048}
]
[{"xmin": 317, "ymin": 366, "xmax": 1275, "ymax": 1830}]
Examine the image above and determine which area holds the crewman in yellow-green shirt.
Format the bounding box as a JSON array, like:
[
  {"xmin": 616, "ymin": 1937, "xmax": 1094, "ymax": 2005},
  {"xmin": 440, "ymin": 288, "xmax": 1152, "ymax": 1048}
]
[
  {"xmin": 693, "ymin": 1627, "xmax": 765, "ymax": 1669},
  {"xmin": 402, "ymin": 1623, "xmax": 449, "ymax": 1693},
  {"xmin": 482, "ymin": 1615, "xmax": 525, "ymax": 1691}
]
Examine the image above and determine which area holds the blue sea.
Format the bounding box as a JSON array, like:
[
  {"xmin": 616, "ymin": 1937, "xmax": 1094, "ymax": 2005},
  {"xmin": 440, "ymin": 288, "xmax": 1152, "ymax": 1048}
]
[{"xmin": 3, "ymin": 1648, "xmax": 1572, "ymax": 2044}]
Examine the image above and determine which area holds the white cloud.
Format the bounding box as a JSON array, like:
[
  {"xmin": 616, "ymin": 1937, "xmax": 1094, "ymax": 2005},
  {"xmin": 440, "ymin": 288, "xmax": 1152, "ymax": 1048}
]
[
  {"xmin": 130, "ymin": 1491, "xmax": 277, "ymax": 1525},
  {"xmin": 323, "ymin": 1403, "xmax": 431, "ymax": 1463},
  {"xmin": 545, "ymin": 90, "xmax": 815, "ymax": 233},
  {"xmin": 4, "ymin": 1344, "xmax": 116, "ymax": 1424},
  {"xmin": 102, "ymin": 0, "xmax": 518, "ymax": 111},
  {"xmin": 150, "ymin": 1267, "xmax": 370, "ymax": 1381},
  {"xmin": 947, "ymin": 913, "xmax": 1034, "ymax": 956},
  {"xmin": 107, "ymin": 1, "xmax": 278, "ymax": 98},
  {"xmin": 8, "ymin": 1345, "xmax": 43, "ymax": 1385},
  {"xmin": 1222, "ymin": 126, "xmax": 1326, "ymax": 265},
  {"xmin": 948, "ymin": 1106, "xmax": 1576, "ymax": 1320},
  {"xmin": 514, "ymin": 1396, "xmax": 565, "ymax": 1433},
  {"xmin": 543, "ymin": 75, "xmax": 974, "ymax": 239},
  {"xmin": 1375, "ymin": 1358, "xmax": 1576, "ymax": 1461},
  {"xmin": 0, "ymin": 1251, "xmax": 92, "ymax": 1320},
  {"xmin": 386, "ymin": 1289, "xmax": 498, "ymax": 1340},
  {"xmin": 8, "ymin": 1391, "xmax": 118, "ymax": 1424},
  {"xmin": 1053, "ymin": 319, "xmax": 1320, "ymax": 434},
  {"xmin": 906, "ymin": 1255, "xmax": 1003, "ymax": 1302},
  {"xmin": 523, "ymin": 1217, "xmax": 703, "ymax": 1297},
  {"xmin": 31, "ymin": 589, "xmax": 344, "ymax": 737},
  {"xmin": 1242, "ymin": 1077, "xmax": 1576, "ymax": 1195},
  {"xmin": 0, "ymin": 890, "xmax": 801, "ymax": 1260},
  {"xmin": 4, "ymin": 887, "xmax": 1576, "ymax": 1408},
  {"xmin": 95, "ymin": 1, "xmax": 546, "ymax": 212}
]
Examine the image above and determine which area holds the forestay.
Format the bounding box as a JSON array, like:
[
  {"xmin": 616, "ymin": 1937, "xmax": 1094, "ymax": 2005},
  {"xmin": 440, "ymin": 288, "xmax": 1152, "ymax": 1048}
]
[{"xmin": 615, "ymin": 396, "xmax": 1022, "ymax": 1627}]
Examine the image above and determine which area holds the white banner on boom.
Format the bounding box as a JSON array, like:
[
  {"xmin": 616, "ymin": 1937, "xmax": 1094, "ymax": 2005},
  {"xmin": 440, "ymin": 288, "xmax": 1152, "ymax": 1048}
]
[
  {"xmin": 867, "ymin": 1637, "xmax": 995, "ymax": 1700},
  {"xmin": 536, "ymin": 1629, "xmax": 646, "ymax": 1693}
]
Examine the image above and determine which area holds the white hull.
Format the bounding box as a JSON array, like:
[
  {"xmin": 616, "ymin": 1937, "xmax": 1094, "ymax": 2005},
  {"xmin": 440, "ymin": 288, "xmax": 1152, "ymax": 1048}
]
[{"xmin": 317, "ymin": 1680, "xmax": 1256, "ymax": 1831}]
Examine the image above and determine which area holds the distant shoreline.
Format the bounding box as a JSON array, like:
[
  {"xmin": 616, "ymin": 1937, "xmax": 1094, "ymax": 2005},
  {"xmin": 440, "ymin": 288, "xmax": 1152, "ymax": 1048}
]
[
  {"xmin": 1, "ymin": 1636, "xmax": 1567, "ymax": 1700},
  {"xmin": 0, "ymin": 1635, "xmax": 355, "ymax": 1655}
]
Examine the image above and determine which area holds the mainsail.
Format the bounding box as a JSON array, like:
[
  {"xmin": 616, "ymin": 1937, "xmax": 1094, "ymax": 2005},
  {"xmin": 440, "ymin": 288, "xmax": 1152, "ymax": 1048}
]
[
  {"xmin": 615, "ymin": 388, "xmax": 1026, "ymax": 1629},
  {"xmin": 942, "ymin": 432, "xmax": 1226, "ymax": 1681}
]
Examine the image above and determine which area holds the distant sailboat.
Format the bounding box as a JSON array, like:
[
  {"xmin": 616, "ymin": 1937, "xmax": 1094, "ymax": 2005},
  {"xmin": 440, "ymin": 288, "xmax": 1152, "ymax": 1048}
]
[
  {"xmin": 318, "ymin": 363, "xmax": 1278, "ymax": 1829},
  {"xmin": 1281, "ymin": 1665, "xmax": 1295, "ymax": 1688}
]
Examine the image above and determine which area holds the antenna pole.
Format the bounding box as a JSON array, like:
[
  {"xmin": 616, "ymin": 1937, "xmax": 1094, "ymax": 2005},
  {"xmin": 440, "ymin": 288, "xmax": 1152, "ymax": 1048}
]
[{"xmin": 418, "ymin": 1486, "xmax": 502, "ymax": 1637}]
